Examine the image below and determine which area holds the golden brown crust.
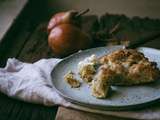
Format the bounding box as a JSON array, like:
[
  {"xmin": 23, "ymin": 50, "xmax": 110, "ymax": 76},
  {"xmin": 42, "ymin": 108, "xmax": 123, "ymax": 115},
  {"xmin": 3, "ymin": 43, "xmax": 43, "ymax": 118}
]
[
  {"xmin": 99, "ymin": 49, "xmax": 146, "ymax": 64},
  {"xmin": 99, "ymin": 49, "xmax": 160, "ymax": 85}
]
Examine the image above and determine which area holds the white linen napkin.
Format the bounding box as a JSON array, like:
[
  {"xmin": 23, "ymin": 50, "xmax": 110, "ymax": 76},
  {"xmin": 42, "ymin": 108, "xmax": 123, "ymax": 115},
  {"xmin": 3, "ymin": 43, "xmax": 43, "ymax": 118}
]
[{"xmin": 0, "ymin": 58, "xmax": 70, "ymax": 106}]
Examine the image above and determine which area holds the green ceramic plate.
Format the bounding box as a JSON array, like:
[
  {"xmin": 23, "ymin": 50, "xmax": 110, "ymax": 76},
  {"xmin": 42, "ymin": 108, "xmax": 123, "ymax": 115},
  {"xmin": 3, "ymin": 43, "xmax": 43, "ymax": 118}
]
[{"xmin": 51, "ymin": 45, "xmax": 160, "ymax": 110}]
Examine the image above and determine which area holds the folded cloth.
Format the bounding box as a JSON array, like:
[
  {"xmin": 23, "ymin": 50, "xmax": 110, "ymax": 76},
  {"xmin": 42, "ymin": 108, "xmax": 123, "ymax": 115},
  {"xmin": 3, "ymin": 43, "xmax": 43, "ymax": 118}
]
[{"xmin": 0, "ymin": 58, "xmax": 70, "ymax": 106}]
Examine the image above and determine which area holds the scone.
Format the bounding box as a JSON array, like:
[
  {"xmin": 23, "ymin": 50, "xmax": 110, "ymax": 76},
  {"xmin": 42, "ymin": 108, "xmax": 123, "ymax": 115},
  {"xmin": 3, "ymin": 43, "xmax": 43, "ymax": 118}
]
[
  {"xmin": 99, "ymin": 49, "xmax": 160, "ymax": 85},
  {"xmin": 75, "ymin": 49, "xmax": 160, "ymax": 99},
  {"xmin": 78, "ymin": 55, "xmax": 98, "ymax": 82},
  {"xmin": 91, "ymin": 64, "xmax": 113, "ymax": 98}
]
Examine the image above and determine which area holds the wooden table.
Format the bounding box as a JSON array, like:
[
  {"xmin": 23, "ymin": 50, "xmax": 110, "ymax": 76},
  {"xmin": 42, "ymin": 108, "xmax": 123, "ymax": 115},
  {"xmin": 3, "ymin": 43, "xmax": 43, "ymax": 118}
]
[{"xmin": 1, "ymin": 0, "xmax": 160, "ymax": 120}]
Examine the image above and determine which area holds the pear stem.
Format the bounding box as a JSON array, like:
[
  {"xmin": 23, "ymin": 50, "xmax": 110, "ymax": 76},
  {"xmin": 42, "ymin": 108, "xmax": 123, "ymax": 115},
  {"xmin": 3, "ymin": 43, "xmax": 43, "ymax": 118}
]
[{"xmin": 76, "ymin": 9, "xmax": 90, "ymax": 18}]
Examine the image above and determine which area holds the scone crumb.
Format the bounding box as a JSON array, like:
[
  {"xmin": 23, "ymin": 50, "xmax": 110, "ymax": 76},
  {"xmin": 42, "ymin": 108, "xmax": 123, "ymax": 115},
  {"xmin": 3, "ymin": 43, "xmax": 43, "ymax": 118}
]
[
  {"xmin": 64, "ymin": 71, "xmax": 80, "ymax": 88},
  {"xmin": 78, "ymin": 54, "xmax": 98, "ymax": 83}
]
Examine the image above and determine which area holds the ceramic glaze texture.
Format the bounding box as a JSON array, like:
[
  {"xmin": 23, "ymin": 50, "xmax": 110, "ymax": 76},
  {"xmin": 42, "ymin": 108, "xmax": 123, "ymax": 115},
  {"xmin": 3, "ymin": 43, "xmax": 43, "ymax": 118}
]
[{"xmin": 51, "ymin": 46, "xmax": 160, "ymax": 110}]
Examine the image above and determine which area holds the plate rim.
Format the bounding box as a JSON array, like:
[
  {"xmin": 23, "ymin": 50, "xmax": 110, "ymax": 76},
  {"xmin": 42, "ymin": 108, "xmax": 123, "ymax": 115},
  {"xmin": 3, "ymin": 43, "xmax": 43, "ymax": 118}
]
[{"xmin": 51, "ymin": 45, "xmax": 160, "ymax": 110}]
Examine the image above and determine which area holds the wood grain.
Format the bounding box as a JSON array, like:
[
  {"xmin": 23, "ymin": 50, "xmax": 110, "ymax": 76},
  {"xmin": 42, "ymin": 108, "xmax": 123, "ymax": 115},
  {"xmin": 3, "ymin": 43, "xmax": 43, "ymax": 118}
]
[
  {"xmin": 18, "ymin": 23, "xmax": 53, "ymax": 62},
  {"xmin": 0, "ymin": 0, "xmax": 28, "ymax": 42},
  {"xmin": 56, "ymin": 107, "xmax": 131, "ymax": 120},
  {"xmin": 0, "ymin": 0, "xmax": 47, "ymax": 66}
]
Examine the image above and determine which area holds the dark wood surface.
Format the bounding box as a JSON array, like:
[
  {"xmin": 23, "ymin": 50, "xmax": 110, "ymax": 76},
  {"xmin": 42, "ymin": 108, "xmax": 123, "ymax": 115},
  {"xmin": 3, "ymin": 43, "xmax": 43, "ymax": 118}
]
[
  {"xmin": 56, "ymin": 107, "xmax": 132, "ymax": 120},
  {"xmin": 1, "ymin": 1, "xmax": 160, "ymax": 120},
  {"xmin": 0, "ymin": 93, "xmax": 57, "ymax": 120}
]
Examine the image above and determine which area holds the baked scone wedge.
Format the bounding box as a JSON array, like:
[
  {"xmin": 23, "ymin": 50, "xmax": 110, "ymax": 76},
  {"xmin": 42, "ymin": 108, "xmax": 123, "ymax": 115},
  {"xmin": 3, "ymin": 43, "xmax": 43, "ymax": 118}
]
[
  {"xmin": 91, "ymin": 65, "xmax": 112, "ymax": 98},
  {"xmin": 99, "ymin": 49, "xmax": 160, "ymax": 85}
]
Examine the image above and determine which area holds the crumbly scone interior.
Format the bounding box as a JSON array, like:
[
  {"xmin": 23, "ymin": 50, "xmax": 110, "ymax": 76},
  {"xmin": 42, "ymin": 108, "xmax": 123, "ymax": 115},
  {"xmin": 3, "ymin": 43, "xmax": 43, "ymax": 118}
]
[
  {"xmin": 64, "ymin": 71, "xmax": 81, "ymax": 88},
  {"xmin": 78, "ymin": 55, "xmax": 98, "ymax": 83},
  {"xmin": 91, "ymin": 64, "xmax": 113, "ymax": 98}
]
